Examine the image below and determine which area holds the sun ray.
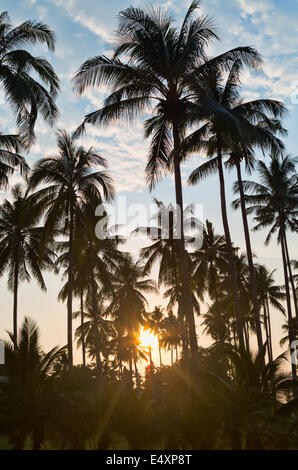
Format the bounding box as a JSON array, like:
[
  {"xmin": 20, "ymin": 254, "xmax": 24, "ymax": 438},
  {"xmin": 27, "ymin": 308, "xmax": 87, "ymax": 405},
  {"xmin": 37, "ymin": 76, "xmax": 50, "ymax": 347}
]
[{"xmin": 139, "ymin": 327, "xmax": 158, "ymax": 349}]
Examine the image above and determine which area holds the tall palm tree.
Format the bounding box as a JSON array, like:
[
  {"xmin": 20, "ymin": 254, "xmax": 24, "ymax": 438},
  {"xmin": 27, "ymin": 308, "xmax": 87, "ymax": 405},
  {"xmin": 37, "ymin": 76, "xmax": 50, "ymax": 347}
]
[
  {"xmin": 186, "ymin": 61, "xmax": 286, "ymax": 350},
  {"xmin": 143, "ymin": 306, "xmax": 165, "ymax": 367},
  {"xmin": 137, "ymin": 199, "xmax": 201, "ymax": 354},
  {"xmin": 227, "ymin": 120, "xmax": 285, "ymax": 351},
  {"xmin": 74, "ymin": 291, "xmax": 114, "ymax": 382},
  {"xmin": 0, "ymin": 184, "xmax": 55, "ymax": 347},
  {"xmin": 280, "ymin": 317, "xmax": 297, "ymax": 349},
  {"xmin": 57, "ymin": 195, "xmax": 123, "ymax": 366},
  {"xmin": 163, "ymin": 265, "xmax": 203, "ymax": 352},
  {"xmin": 255, "ymin": 265, "xmax": 286, "ymax": 362},
  {"xmin": 0, "ymin": 133, "xmax": 28, "ymax": 188},
  {"xmin": 201, "ymin": 304, "xmax": 230, "ymax": 348},
  {"xmin": 0, "ymin": 11, "xmax": 59, "ymax": 147},
  {"xmin": 109, "ymin": 256, "xmax": 158, "ymax": 334},
  {"xmin": 220, "ymin": 253, "xmax": 253, "ymax": 348},
  {"xmin": 192, "ymin": 220, "xmax": 227, "ymax": 305},
  {"xmin": 237, "ymin": 154, "xmax": 298, "ymax": 377},
  {"xmin": 108, "ymin": 255, "xmax": 158, "ymax": 380},
  {"xmin": 160, "ymin": 312, "xmax": 182, "ymax": 365},
  {"xmin": 107, "ymin": 323, "xmax": 131, "ymax": 376},
  {"xmin": 73, "ymin": 1, "xmax": 261, "ymax": 361},
  {"xmin": 27, "ymin": 130, "xmax": 115, "ymax": 368},
  {"xmin": 0, "ymin": 317, "xmax": 66, "ymax": 449}
]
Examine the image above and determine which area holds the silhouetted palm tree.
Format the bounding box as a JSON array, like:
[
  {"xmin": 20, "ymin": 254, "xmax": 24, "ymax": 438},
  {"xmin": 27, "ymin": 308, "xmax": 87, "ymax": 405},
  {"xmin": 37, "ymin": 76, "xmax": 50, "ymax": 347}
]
[
  {"xmin": 73, "ymin": 1, "xmax": 261, "ymax": 361},
  {"xmin": 0, "ymin": 134, "xmax": 28, "ymax": 188},
  {"xmin": 107, "ymin": 256, "xmax": 157, "ymax": 380},
  {"xmin": 27, "ymin": 130, "xmax": 114, "ymax": 367},
  {"xmin": 137, "ymin": 200, "xmax": 201, "ymax": 354},
  {"xmin": 192, "ymin": 220, "xmax": 227, "ymax": 304},
  {"xmin": 160, "ymin": 312, "xmax": 182, "ymax": 365},
  {"xmin": 255, "ymin": 265, "xmax": 286, "ymax": 362},
  {"xmin": 0, "ymin": 11, "xmax": 59, "ymax": 147},
  {"xmin": 74, "ymin": 292, "xmax": 114, "ymax": 382},
  {"xmin": 109, "ymin": 256, "xmax": 158, "ymax": 333},
  {"xmin": 143, "ymin": 306, "xmax": 165, "ymax": 367},
  {"xmin": 0, "ymin": 317, "xmax": 66, "ymax": 449},
  {"xmin": 201, "ymin": 304, "xmax": 230, "ymax": 348},
  {"xmin": 187, "ymin": 62, "xmax": 286, "ymax": 350},
  {"xmin": 220, "ymin": 253, "xmax": 252, "ymax": 348},
  {"xmin": 237, "ymin": 154, "xmax": 298, "ymax": 377},
  {"xmin": 57, "ymin": 195, "xmax": 123, "ymax": 366},
  {"xmin": 0, "ymin": 185, "xmax": 55, "ymax": 347}
]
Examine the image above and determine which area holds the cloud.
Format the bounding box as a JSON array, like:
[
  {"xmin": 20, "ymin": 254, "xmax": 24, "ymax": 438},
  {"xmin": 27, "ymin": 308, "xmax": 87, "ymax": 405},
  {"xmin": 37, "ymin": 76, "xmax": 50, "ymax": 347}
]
[
  {"xmin": 77, "ymin": 121, "xmax": 149, "ymax": 193},
  {"xmin": 236, "ymin": 0, "xmax": 270, "ymax": 17},
  {"xmin": 46, "ymin": 0, "xmax": 115, "ymax": 43}
]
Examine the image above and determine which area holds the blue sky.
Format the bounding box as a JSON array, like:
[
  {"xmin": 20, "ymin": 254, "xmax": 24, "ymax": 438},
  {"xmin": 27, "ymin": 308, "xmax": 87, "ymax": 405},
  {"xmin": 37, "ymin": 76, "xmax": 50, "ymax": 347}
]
[{"xmin": 0, "ymin": 0, "xmax": 297, "ymax": 363}]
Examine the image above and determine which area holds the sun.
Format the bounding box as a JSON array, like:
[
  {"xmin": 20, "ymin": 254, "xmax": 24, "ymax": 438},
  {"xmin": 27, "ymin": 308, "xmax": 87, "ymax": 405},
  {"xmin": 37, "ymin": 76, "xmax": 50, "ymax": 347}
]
[{"xmin": 139, "ymin": 327, "xmax": 158, "ymax": 349}]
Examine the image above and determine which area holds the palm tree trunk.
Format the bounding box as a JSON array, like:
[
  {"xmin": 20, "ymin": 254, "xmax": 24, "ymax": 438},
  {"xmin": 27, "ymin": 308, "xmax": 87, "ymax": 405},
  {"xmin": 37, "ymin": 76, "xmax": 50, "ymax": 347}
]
[
  {"xmin": 129, "ymin": 356, "xmax": 133, "ymax": 387},
  {"xmin": 13, "ymin": 264, "xmax": 19, "ymax": 349},
  {"xmin": 217, "ymin": 147, "xmax": 245, "ymax": 349},
  {"xmin": 280, "ymin": 223, "xmax": 296, "ymax": 378},
  {"xmin": 90, "ymin": 282, "xmax": 102, "ymax": 383},
  {"xmin": 244, "ymin": 321, "xmax": 249, "ymax": 350},
  {"xmin": 134, "ymin": 358, "xmax": 141, "ymax": 393},
  {"xmin": 263, "ymin": 305, "xmax": 271, "ymax": 362},
  {"xmin": 177, "ymin": 295, "xmax": 188, "ymax": 357},
  {"xmin": 80, "ymin": 291, "xmax": 86, "ymax": 367},
  {"xmin": 94, "ymin": 329, "xmax": 103, "ymax": 383},
  {"xmin": 266, "ymin": 297, "xmax": 273, "ymax": 361},
  {"xmin": 284, "ymin": 233, "xmax": 298, "ymax": 323},
  {"xmin": 236, "ymin": 160, "xmax": 263, "ymax": 351},
  {"xmin": 67, "ymin": 202, "xmax": 74, "ymax": 368},
  {"xmin": 172, "ymin": 119, "xmax": 198, "ymax": 362},
  {"xmin": 158, "ymin": 337, "xmax": 162, "ymax": 367}
]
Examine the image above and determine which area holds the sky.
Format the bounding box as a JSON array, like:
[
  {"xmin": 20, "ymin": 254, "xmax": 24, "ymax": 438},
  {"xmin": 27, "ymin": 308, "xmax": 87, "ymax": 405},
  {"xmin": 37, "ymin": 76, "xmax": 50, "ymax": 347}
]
[{"xmin": 0, "ymin": 0, "xmax": 297, "ymax": 366}]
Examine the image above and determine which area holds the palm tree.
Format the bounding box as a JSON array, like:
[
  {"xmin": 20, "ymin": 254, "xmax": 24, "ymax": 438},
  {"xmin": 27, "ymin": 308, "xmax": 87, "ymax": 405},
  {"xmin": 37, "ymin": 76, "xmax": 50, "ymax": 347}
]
[
  {"xmin": 143, "ymin": 306, "xmax": 165, "ymax": 367},
  {"xmin": 109, "ymin": 256, "xmax": 158, "ymax": 333},
  {"xmin": 57, "ymin": 195, "xmax": 123, "ymax": 367},
  {"xmin": 0, "ymin": 184, "xmax": 55, "ymax": 347},
  {"xmin": 226, "ymin": 344, "xmax": 287, "ymax": 396},
  {"xmin": 0, "ymin": 133, "xmax": 29, "ymax": 188},
  {"xmin": 0, "ymin": 11, "xmax": 59, "ymax": 147},
  {"xmin": 292, "ymin": 260, "xmax": 298, "ymax": 296},
  {"xmin": 201, "ymin": 303, "xmax": 230, "ymax": 348},
  {"xmin": 237, "ymin": 154, "xmax": 298, "ymax": 377},
  {"xmin": 186, "ymin": 61, "xmax": 286, "ymax": 350},
  {"xmin": 192, "ymin": 220, "xmax": 227, "ymax": 305},
  {"xmin": 0, "ymin": 317, "xmax": 66, "ymax": 449},
  {"xmin": 108, "ymin": 255, "xmax": 158, "ymax": 380},
  {"xmin": 137, "ymin": 199, "xmax": 201, "ymax": 354},
  {"xmin": 107, "ymin": 324, "xmax": 130, "ymax": 376},
  {"xmin": 73, "ymin": 1, "xmax": 261, "ymax": 361},
  {"xmin": 74, "ymin": 291, "xmax": 114, "ymax": 382},
  {"xmin": 280, "ymin": 317, "xmax": 297, "ymax": 349},
  {"xmin": 27, "ymin": 130, "xmax": 115, "ymax": 368},
  {"xmin": 255, "ymin": 265, "xmax": 286, "ymax": 362},
  {"xmin": 160, "ymin": 312, "xmax": 182, "ymax": 365},
  {"xmin": 163, "ymin": 265, "xmax": 203, "ymax": 354},
  {"xmin": 220, "ymin": 253, "xmax": 253, "ymax": 348},
  {"xmin": 203, "ymin": 343, "xmax": 289, "ymax": 450},
  {"xmin": 128, "ymin": 331, "xmax": 149, "ymax": 391}
]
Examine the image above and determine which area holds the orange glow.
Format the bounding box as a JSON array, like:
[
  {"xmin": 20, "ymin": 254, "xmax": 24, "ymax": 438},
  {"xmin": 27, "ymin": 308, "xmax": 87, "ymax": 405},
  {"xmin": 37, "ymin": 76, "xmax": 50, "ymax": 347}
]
[{"xmin": 139, "ymin": 327, "xmax": 158, "ymax": 349}]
